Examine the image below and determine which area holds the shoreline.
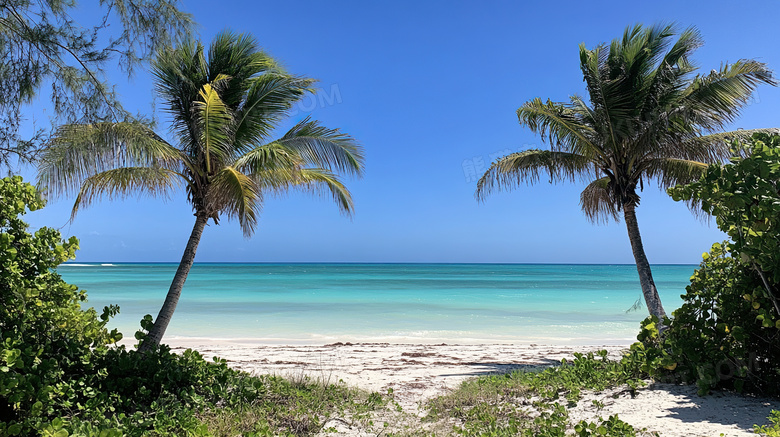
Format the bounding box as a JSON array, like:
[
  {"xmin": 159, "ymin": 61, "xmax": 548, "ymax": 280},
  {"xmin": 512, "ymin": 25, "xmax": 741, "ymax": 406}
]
[
  {"xmin": 160, "ymin": 335, "xmax": 640, "ymax": 347},
  {"xmin": 164, "ymin": 340, "xmax": 780, "ymax": 436}
]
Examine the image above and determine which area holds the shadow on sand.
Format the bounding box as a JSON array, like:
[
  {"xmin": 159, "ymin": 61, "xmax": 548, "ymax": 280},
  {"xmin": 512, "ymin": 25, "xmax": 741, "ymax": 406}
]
[
  {"xmin": 438, "ymin": 359, "xmax": 562, "ymax": 378},
  {"xmin": 656, "ymin": 383, "xmax": 779, "ymax": 431}
]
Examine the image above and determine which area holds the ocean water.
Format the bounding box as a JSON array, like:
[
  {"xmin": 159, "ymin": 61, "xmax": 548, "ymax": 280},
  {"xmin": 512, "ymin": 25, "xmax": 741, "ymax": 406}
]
[{"xmin": 58, "ymin": 263, "xmax": 696, "ymax": 345}]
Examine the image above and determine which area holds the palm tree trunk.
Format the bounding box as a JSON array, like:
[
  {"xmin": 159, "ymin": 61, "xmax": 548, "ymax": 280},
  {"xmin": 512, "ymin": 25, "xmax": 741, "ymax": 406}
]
[
  {"xmin": 138, "ymin": 214, "xmax": 208, "ymax": 352},
  {"xmin": 623, "ymin": 203, "xmax": 667, "ymax": 322}
]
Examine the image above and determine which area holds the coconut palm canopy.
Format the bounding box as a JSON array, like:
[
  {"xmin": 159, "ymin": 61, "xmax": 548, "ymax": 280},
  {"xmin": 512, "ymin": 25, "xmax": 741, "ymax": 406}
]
[
  {"xmin": 37, "ymin": 31, "xmax": 365, "ymax": 349},
  {"xmin": 476, "ymin": 24, "xmax": 776, "ymax": 321}
]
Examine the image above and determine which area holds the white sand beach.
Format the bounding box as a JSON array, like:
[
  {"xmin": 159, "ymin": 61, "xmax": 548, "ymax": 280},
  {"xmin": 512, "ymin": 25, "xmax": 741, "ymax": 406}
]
[{"xmin": 168, "ymin": 341, "xmax": 780, "ymax": 436}]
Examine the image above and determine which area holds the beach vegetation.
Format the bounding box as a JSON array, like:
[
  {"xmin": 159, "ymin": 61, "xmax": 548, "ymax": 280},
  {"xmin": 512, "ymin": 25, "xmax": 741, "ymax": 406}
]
[
  {"xmin": 475, "ymin": 23, "xmax": 776, "ymax": 323},
  {"xmin": 426, "ymin": 351, "xmax": 650, "ymax": 436},
  {"xmin": 632, "ymin": 243, "xmax": 779, "ymax": 396},
  {"xmin": 0, "ymin": 0, "xmax": 192, "ymax": 169},
  {"xmin": 0, "ymin": 175, "xmax": 120, "ymax": 435},
  {"xmin": 0, "ymin": 176, "xmax": 384, "ymax": 436},
  {"xmin": 36, "ymin": 31, "xmax": 364, "ymax": 351},
  {"xmin": 756, "ymin": 410, "xmax": 780, "ymax": 436},
  {"xmin": 626, "ymin": 132, "xmax": 780, "ymax": 396},
  {"xmin": 422, "ymin": 343, "xmax": 780, "ymax": 436}
]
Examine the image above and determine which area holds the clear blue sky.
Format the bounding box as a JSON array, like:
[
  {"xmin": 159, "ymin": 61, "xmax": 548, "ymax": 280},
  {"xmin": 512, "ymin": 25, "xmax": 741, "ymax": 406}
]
[{"xmin": 22, "ymin": 0, "xmax": 780, "ymax": 263}]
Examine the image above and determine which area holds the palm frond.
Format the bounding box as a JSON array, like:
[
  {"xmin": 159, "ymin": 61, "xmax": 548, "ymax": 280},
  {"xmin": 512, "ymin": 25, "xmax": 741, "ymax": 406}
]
[
  {"xmin": 209, "ymin": 166, "xmax": 260, "ymax": 236},
  {"xmin": 517, "ymin": 98, "xmax": 602, "ymax": 160},
  {"xmin": 38, "ymin": 121, "xmax": 183, "ymax": 199},
  {"xmin": 207, "ymin": 31, "xmax": 287, "ymax": 106},
  {"xmin": 72, "ymin": 167, "xmax": 182, "ymax": 219},
  {"xmin": 153, "ymin": 38, "xmax": 208, "ymax": 155},
  {"xmin": 233, "ymin": 74, "xmax": 315, "ymax": 150},
  {"xmin": 683, "ymin": 60, "xmax": 776, "ymax": 130},
  {"xmin": 650, "ymin": 157, "xmax": 713, "ymax": 220},
  {"xmin": 667, "ymin": 128, "xmax": 780, "ymax": 162},
  {"xmin": 234, "ymin": 142, "xmax": 301, "ymax": 174},
  {"xmin": 275, "ymin": 117, "xmax": 364, "ymax": 176},
  {"xmin": 578, "ymin": 46, "xmax": 626, "ymax": 150},
  {"xmin": 639, "ymin": 26, "xmax": 701, "ymax": 116},
  {"xmin": 580, "ymin": 177, "xmax": 619, "ymax": 224},
  {"xmin": 642, "ymin": 158, "xmax": 708, "ymax": 189},
  {"xmin": 254, "ymin": 167, "xmax": 354, "ymax": 215},
  {"xmin": 583, "ymin": 25, "xmax": 670, "ymax": 145},
  {"xmin": 294, "ymin": 168, "xmax": 354, "ymax": 215},
  {"xmin": 194, "ymin": 83, "xmax": 234, "ymax": 173},
  {"xmin": 476, "ymin": 149, "xmax": 595, "ymax": 201}
]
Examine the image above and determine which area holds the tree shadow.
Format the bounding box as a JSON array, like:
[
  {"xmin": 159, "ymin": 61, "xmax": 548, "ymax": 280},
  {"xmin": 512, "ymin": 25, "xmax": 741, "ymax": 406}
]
[
  {"xmin": 438, "ymin": 359, "xmax": 562, "ymax": 378},
  {"xmin": 649, "ymin": 383, "xmax": 780, "ymax": 431}
]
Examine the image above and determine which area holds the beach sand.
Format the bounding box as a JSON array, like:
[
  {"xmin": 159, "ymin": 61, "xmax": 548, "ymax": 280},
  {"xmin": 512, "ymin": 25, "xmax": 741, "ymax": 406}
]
[{"xmin": 168, "ymin": 340, "xmax": 780, "ymax": 436}]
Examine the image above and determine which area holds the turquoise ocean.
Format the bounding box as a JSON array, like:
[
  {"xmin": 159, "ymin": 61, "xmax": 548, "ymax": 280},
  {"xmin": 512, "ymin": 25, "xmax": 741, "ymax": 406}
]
[{"xmin": 59, "ymin": 263, "xmax": 695, "ymax": 345}]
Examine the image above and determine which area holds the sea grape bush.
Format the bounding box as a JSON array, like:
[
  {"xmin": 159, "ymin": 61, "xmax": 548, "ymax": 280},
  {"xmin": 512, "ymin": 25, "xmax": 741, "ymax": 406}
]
[
  {"xmin": 756, "ymin": 410, "xmax": 780, "ymax": 436},
  {"xmin": 671, "ymin": 243, "xmax": 776, "ymax": 395},
  {"xmin": 645, "ymin": 132, "xmax": 780, "ymax": 395},
  {"xmin": 669, "ymin": 132, "xmax": 780, "ymax": 332},
  {"xmin": 630, "ymin": 244, "xmax": 776, "ymax": 395},
  {"xmin": 0, "ymin": 176, "xmax": 123, "ymax": 435},
  {"xmin": 0, "ymin": 176, "xmax": 224, "ymax": 435}
]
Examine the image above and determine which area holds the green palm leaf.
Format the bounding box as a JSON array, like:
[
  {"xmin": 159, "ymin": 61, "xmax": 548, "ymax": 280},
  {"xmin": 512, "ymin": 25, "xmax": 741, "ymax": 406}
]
[
  {"xmin": 232, "ymin": 74, "xmax": 315, "ymax": 150},
  {"xmin": 234, "ymin": 142, "xmax": 301, "ymax": 174},
  {"xmin": 476, "ymin": 150, "xmax": 595, "ymax": 201},
  {"xmin": 194, "ymin": 82, "xmax": 234, "ymax": 173},
  {"xmin": 209, "ymin": 166, "xmax": 260, "ymax": 236},
  {"xmin": 517, "ymin": 98, "xmax": 602, "ymax": 160},
  {"xmin": 579, "ymin": 177, "xmax": 619, "ymax": 224},
  {"xmin": 293, "ymin": 168, "xmax": 355, "ymax": 215},
  {"xmin": 38, "ymin": 121, "xmax": 183, "ymax": 199},
  {"xmin": 72, "ymin": 167, "xmax": 182, "ymax": 219},
  {"xmin": 276, "ymin": 117, "xmax": 364, "ymax": 176},
  {"xmin": 253, "ymin": 167, "xmax": 354, "ymax": 215},
  {"xmin": 683, "ymin": 60, "xmax": 776, "ymax": 130},
  {"xmin": 642, "ymin": 158, "xmax": 707, "ymax": 189},
  {"xmin": 206, "ymin": 31, "xmax": 287, "ymax": 106}
]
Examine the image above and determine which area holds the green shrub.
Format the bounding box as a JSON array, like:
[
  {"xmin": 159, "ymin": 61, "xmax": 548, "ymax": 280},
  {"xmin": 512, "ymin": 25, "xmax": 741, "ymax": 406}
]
[
  {"xmin": 634, "ymin": 243, "xmax": 779, "ymax": 395},
  {"xmin": 0, "ymin": 176, "xmax": 123, "ymax": 435},
  {"xmin": 427, "ymin": 351, "xmax": 646, "ymax": 436},
  {"xmin": 649, "ymin": 132, "xmax": 780, "ymax": 395},
  {"xmin": 756, "ymin": 410, "xmax": 780, "ymax": 436},
  {"xmin": 574, "ymin": 415, "xmax": 639, "ymax": 437}
]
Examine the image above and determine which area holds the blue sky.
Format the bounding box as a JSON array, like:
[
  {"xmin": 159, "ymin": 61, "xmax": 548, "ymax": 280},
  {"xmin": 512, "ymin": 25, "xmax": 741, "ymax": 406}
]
[{"xmin": 22, "ymin": 0, "xmax": 780, "ymax": 263}]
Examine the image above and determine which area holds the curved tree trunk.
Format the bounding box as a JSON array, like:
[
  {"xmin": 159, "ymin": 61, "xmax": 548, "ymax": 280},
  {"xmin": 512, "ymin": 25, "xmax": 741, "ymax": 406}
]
[
  {"xmin": 138, "ymin": 214, "xmax": 208, "ymax": 353},
  {"xmin": 623, "ymin": 203, "xmax": 667, "ymax": 322}
]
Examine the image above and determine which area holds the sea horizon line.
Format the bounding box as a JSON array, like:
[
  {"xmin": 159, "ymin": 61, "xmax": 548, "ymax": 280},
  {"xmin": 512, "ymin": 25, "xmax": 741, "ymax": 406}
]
[{"xmin": 61, "ymin": 261, "xmax": 699, "ymax": 266}]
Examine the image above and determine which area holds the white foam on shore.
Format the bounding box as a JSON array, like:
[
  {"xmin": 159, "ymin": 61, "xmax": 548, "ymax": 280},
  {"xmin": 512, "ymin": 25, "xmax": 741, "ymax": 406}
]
[
  {"xmin": 62, "ymin": 263, "xmax": 118, "ymax": 267},
  {"xmin": 160, "ymin": 332, "xmax": 637, "ymax": 348}
]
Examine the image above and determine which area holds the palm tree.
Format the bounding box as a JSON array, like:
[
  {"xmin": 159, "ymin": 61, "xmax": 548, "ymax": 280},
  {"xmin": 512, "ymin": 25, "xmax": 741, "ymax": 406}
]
[
  {"xmin": 476, "ymin": 24, "xmax": 775, "ymax": 322},
  {"xmin": 37, "ymin": 31, "xmax": 364, "ymax": 352}
]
